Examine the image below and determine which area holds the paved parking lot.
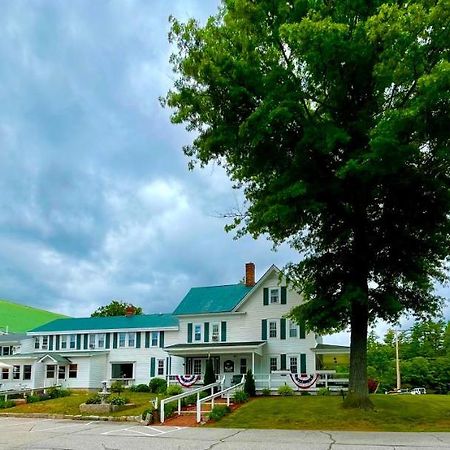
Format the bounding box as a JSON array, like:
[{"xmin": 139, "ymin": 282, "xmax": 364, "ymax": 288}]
[{"xmin": 0, "ymin": 417, "xmax": 449, "ymax": 449}]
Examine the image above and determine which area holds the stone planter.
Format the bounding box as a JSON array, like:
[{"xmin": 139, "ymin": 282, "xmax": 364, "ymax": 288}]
[{"xmin": 79, "ymin": 403, "xmax": 135, "ymax": 414}]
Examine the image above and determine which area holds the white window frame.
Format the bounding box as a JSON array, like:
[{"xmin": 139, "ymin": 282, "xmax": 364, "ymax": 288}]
[
  {"xmin": 289, "ymin": 321, "xmax": 298, "ymax": 338},
  {"xmin": 13, "ymin": 365, "xmax": 20, "ymax": 380},
  {"xmin": 269, "ymin": 287, "xmax": 280, "ymax": 304},
  {"xmin": 289, "ymin": 355, "xmax": 298, "ymax": 373},
  {"xmin": 34, "ymin": 337, "xmax": 40, "ymax": 349},
  {"xmin": 157, "ymin": 359, "xmax": 164, "ymax": 376},
  {"xmin": 151, "ymin": 331, "xmax": 159, "ymax": 347},
  {"xmin": 269, "ymin": 320, "xmax": 277, "ymax": 338},
  {"xmin": 69, "ymin": 364, "xmax": 78, "ymax": 378},
  {"xmin": 211, "ymin": 323, "xmax": 220, "ymax": 342},
  {"xmin": 23, "ymin": 365, "xmax": 32, "ymax": 380},
  {"xmin": 128, "ymin": 332, "xmax": 136, "ymax": 348},
  {"xmin": 97, "ymin": 333, "xmax": 105, "ymax": 349},
  {"xmin": 60, "ymin": 335, "xmax": 67, "ymax": 349},
  {"xmin": 69, "ymin": 334, "xmax": 76, "ymax": 349},
  {"xmin": 269, "ymin": 356, "xmax": 278, "ymax": 372},
  {"xmin": 1, "ymin": 368, "xmax": 9, "ymax": 380},
  {"xmin": 89, "ymin": 334, "xmax": 96, "ymax": 349},
  {"xmin": 194, "ymin": 324, "xmax": 202, "ymax": 342},
  {"xmin": 193, "ymin": 358, "xmax": 202, "ymax": 375},
  {"xmin": 41, "ymin": 336, "xmax": 48, "ymax": 350}
]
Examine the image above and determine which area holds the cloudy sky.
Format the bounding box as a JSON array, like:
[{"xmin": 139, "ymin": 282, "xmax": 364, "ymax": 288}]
[{"xmin": 0, "ymin": 1, "xmax": 447, "ymax": 345}]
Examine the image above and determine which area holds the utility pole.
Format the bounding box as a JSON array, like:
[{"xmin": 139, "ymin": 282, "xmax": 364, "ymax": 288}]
[{"xmin": 395, "ymin": 330, "xmax": 401, "ymax": 391}]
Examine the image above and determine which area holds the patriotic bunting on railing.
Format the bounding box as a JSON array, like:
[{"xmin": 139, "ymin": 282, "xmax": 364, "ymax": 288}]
[
  {"xmin": 289, "ymin": 373, "xmax": 319, "ymax": 389},
  {"xmin": 176, "ymin": 374, "xmax": 200, "ymax": 387}
]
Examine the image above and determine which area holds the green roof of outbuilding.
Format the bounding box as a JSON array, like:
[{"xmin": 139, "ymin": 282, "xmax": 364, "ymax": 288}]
[
  {"xmin": 173, "ymin": 284, "xmax": 252, "ymax": 315},
  {"xmin": 30, "ymin": 314, "xmax": 178, "ymax": 333}
]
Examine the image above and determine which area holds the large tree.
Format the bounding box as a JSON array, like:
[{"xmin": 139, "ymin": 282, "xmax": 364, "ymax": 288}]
[
  {"xmin": 91, "ymin": 300, "xmax": 143, "ymax": 317},
  {"xmin": 163, "ymin": 0, "xmax": 450, "ymax": 408}
]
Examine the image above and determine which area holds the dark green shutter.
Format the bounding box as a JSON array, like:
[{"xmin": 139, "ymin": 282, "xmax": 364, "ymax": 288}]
[
  {"xmin": 105, "ymin": 333, "xmax": 110, "ymax": 349},
  {"xmin": 150, "ymin": 357, "xmax": 156, "ymax": 377},
  {"xmin": 280, "ymin": 318, "xmax": 286, "ymax": 340},
  {"xmin": 300, "ymin": 354, "xmax": 307, "ymax": 374},
  {"xmin": 204, "ymin": 322, "xmax": 209, "ymax": 342},
  {"xmin": 280, "ymin": 354, "xmax": 287, "ymax": 370},
  {"xmin": 55, "ymin": 335, "xmax": 60, "ymax": 351},
  {"xmin": 113, "ymin": 333, "xmax": 118, "ymax": 349},
  {"xmin": 145, "ymin": 331, "xmax": 150, "ymax": 348},
  {"xmin": 263, "ymin": 288, "xmax": 269, "ymax": 305},
  {"xmin": 159, "ymin": 331, "xmax": 165, "ymax": 348},
  {"xmin": 299, "ymin": 320, "xmax": 306, "ymax": 339},
  {"xmin": 136, "ymin": 332, "xmax": 141, "ymax": 348},
  {"xmin": 281, "ymin": 287, "xmax": 287, "ymax": 304},
  {"xmin": 76, "ymin": 334, "xmax": 81, "ymax": 350},
  {"xmin": 261, "ymin": 319, "xmax": 267, "ymax": 340},
  {"xmin": 83, "ymin": 334, "xmax": 88, "ymax": 350},
  {"xmin": 49, "ymin": 335, "xmax": 53, "ymax": 351},
  {"xmin": 187, "ymin": 323, "xmax": 193, "ymax": 343},
  {"xmin": 221, "ymin": 321, "xmax": 227, "ymax": 342}
]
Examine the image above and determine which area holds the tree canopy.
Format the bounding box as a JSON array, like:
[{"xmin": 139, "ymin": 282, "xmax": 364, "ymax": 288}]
[
  {"xmin": 91, "ymin": 300, "xmax": 143, "ymax": 317},
  {"xmin": 164, "ymin": 0, "xmax": 450, "ymax": 408}
]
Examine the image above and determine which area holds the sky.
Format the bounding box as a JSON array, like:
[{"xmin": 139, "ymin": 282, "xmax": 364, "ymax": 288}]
[{"xmin": 0, "ymin": 0, "xmax": 447, "ymax": 346}]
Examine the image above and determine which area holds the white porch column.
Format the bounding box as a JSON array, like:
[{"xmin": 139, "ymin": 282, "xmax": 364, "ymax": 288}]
[{"xmin": 252, "ymin": 352, "xmax": 255, "ymax": 374}]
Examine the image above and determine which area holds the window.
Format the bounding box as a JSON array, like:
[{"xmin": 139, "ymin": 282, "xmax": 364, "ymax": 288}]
[
  {"xmin": 118, "ymin": 332, "xmax": 126, "ymax": 348},
  {"xmin": 269, "ymin": 288, "xmax": 280, "ymax": 304},
  {"xmin": 211, "ymin": 323, "xmax": 219, "ymax": 342},
  {"xmin": 69, "ymin": 364, "xmax": 78, "ymax": 378},
  {"xmin": 269, "ymin": 321, "xmax": 277, "ymax": 338},
  {"xmin": 58, "ymin": 366, "xmax": 66, "ymax": 380},
  {"xmin": 193, "ymin": 359, "xmax": 202, "ymax": 375},
  {"xmin": 289, "ymin": 321, "xmax": 298, "ymax": 338},
  {"xmin": 61, "ymin": 335, "xmax": 67, "ymax": 349},
  {"xmin": 42, "ymin": 336, "xmax": 48, "ymax": 350},
  {"xmin": 270, "ymin": 357, "xmax": 278, "ymax": 372},
  {"xmin": 157, "ymin": 359, "xmax": 164, "ymax": 376},
  {"xmin": 151, "ymin": 331, "xmax": 158, "ymax": 347},
  {"xmin": 1, "ymin": 368, "xmax": 9, "ymax": 380},
  {"xmin": 34, "ymin": 337, "xmax": 40, "ymax": 349},
  {"xmin": 2, "ymin": 346, "xmax": 11, "ymax": 356},
  {"xmin": 194, "ymin": 324, "xmax": 202, "ymax": 342},
  {"xmin": 240, "ymin": 358, "xmax": 247, "ymax": 375},
  {"xmin": 111, "ymin": 363, "xmax": 134, "ymax": 379},
  {"xmin": 46, "ymin": 365, "xmax": 56, "ymax": 378},
  {"xmin": 97, "ymin": 334, "xmax": 105, "ymax": 348},
  {"xmin": 69, "ymin": 335, "xmax": 76, "ymax": 349},
  {"xmin": 128, "ymin": 332, "xmax": 136, "ymax": 348},
  {"xmin": 13, "ymin": 365, "xmax": 20, "ymax": 380},
  {"xmin": 23, "ymin": 365, "xmax": 32, "ymax": 380},
  {"xmin": 89, "ymin": 334, "xmax": 96, "ymax": 349},
  {"xmin": 289, "ymin": 356, "xmax": 298, "ymax": 374}
]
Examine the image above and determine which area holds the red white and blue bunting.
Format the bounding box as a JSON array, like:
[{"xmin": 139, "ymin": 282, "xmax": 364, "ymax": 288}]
[
  {"xmin": 176, "ymin": 374, "xmax": 200, "ymax": 387},
  {"xmin": 289, "ymin": 373, "xmax": 319, "ymax": 389}
]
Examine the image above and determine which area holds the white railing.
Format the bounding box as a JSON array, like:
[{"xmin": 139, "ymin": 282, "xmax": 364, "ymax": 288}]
[
  {"xmin": 196, "ymin": 376, "xmax": 245, "ymax": 423},
  {"xmin": 160, "ymin": 379, "xmax": 223, "ymax": 423}
]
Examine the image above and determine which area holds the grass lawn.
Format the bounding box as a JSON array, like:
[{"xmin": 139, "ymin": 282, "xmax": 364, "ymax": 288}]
[
  {"xmin": 211, "ymin": 395, "xmax": 450, "ymax": 431},
  {"xmin": 3, "ymin": 391, "xmax": 156, "ymax": 418}
]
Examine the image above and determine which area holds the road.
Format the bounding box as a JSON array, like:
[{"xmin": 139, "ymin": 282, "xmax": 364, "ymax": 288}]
[{"xmin": 0, "ymin": 417, "xmax": 448, "ymax": 449}]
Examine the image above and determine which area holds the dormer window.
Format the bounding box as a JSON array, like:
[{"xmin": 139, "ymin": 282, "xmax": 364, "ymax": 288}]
[{"xmin": 269, "ymin": 288, "xmax": 280, "ymax": 304}]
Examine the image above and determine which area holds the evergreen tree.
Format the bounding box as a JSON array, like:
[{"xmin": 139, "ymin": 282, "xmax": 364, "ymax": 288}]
[{"xmin": 244, "ymin": 370, "xmax": 256, "ymax": 397}]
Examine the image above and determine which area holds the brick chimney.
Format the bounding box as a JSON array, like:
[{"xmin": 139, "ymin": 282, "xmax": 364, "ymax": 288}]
[
  {"xmin": 125, "ymin": 305, "xmax": 135, "ymax": 317},
  {"xmin": 245, "ymin": 262, "xmax": 255, "ymax": 287}
]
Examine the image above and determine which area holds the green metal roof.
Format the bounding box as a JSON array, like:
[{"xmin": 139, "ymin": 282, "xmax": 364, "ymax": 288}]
[
  {"xmin": 30, "ymin": 314, "xmax": 178, "ymax": 333},
  {"xmin": 0, "ymin": 299, "xmax": 67, "ymax": 333},
  {"xmin": 173, "ymin": 284, "xmax": 253, "ymax": 315}
]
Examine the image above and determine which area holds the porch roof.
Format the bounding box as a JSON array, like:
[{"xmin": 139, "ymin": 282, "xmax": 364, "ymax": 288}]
[
  {"xmin": 312, "ymin": 343, "xmax": 350, "ymax": 354},
  {"xmin": 165, "ymin": 341, "xmax": 266, "ymax": 356},
  {"xmin": 37, "ymin": 353, "xmax": 72, "ymax": 365}
]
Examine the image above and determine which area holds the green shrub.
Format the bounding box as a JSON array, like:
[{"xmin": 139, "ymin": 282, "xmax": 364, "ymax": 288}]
[
  {"xmin": 110, "ymin": 381, "xmax": 124, "ymax": 394},
  {"xmin": 109, "ymin": 395, "xmax": 128, "ymax": 406},
  {"xmin": 300, "ymin": 391, "xmax": 311, "ymax": 396},
  {"xmin": 46, "ymin": 387, "xmax": 71, "ymax": 399},
  {"xmin": 0, "ymin": 400, "xmax": 15, "ymax": 409},
  {"xmin": 26, "ymin": 395, "xmax": 41, "ymax": 403},
  {"xmin": 208, "ymin": 405, "xmax": 231, "ymax": 421},
  {"xmin": 166, "ymin": 384, "xmax": 183, "ymax": 396},
  {"xmin": 164, "ymin": 401, "xmax": 177, "ymax": 418},
  {"xmin": 278, "ymin": 385, "xmax": 294, "ymax": 396},
  {"xmin": 85, "ymin": 394, "xmax": 102, "ymax": 404},
  {"xmin": 129, "ymin": 383, "xmax": 150, "ymax": 392},
  {"xmin": 232, "ymin": 389, "xmax": 249, "ymax": 404},
  {"xmin": 149, "ymin": 378, "xmax": 167, "ymax": 394},
  {"xmin": 318, "ymin": 387, "xmax": 331, "ymax": 396},
  {"xmin": 141, "ymin": 406, "xmax": 155, "ymax": 422},
  {"xmin": 261, "ymin": 388, "xmax": 271, "ymax": 396},
  {"xmin": 244, "ymin": 370, "xmax": 256, "ymax": 397}
]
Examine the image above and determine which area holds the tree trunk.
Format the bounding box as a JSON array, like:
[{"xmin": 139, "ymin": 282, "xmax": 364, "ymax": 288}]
[{"xmin": 343, "ymin": 297, "xmax": 373, "ymax": 409}]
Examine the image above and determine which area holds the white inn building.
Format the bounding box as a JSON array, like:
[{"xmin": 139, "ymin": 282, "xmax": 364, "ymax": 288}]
[{"xmin": 0, "ymin": 264, "xmax": 349, "ymax": 392}]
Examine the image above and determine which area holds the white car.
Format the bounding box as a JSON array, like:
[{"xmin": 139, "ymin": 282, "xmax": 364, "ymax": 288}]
[{"xmin": 410, "ymin": 387, "xmax": 426, "ymax": 395}]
